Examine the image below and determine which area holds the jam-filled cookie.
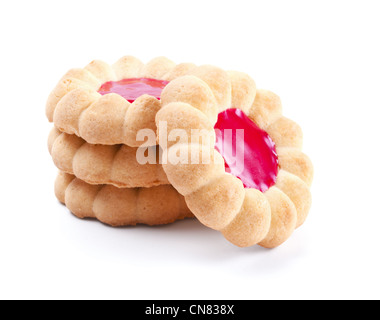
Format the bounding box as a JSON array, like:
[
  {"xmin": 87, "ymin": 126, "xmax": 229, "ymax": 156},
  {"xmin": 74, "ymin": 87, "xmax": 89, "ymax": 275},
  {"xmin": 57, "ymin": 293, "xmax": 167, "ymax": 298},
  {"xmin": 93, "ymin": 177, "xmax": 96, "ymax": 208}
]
[
  {"xmin": 46, "ymin": 56, "xmax": 182, "ymax": 146},
  {"xmin": 55, "ymin": 172, "xmax": 193, "ymax": 227},
  {"xmin": 156, "ymin": 72, "xmax": 313, "ymax": 248},
  {"xmin": 46, "ymin": 56, "xmax": 257, "ymax": 147}
]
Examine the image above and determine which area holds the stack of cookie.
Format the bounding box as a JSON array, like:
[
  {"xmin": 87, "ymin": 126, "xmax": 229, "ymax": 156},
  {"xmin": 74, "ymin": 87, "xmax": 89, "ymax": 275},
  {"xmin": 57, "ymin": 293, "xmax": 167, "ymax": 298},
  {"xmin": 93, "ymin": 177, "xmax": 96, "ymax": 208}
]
[
  {"xmin": 46, "ymin": 56, "xmax": 194, "ymax": 227},
  {"xmin": 46, "ymin": 56, "xmax": 313, "ymax": 248}
]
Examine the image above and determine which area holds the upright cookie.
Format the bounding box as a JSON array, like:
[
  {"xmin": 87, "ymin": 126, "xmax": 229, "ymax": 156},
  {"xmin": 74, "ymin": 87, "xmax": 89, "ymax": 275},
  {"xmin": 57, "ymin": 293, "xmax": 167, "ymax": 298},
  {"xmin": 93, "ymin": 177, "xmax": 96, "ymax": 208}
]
[{"xmin": 156, "ymin": 74, "xmax": 313, "ymax": 248}]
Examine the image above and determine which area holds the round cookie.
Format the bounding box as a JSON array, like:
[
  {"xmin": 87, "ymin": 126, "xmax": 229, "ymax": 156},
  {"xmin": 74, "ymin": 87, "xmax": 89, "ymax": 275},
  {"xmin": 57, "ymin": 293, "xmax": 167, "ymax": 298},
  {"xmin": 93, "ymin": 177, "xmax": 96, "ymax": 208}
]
[
  {"xmin": 156, "ymin": 73, "xmax": 313, "ymax": 248},
  {"xmin": 46, "ymin": 56, "xmax": 257, "ymax": 147},
  {"xmin": 55, "ymin": 172, "xmax": 193, "ymax": 227},
  {"xmin": 48, "ymin": 128, "xmax": 169, "ymax": 188}
]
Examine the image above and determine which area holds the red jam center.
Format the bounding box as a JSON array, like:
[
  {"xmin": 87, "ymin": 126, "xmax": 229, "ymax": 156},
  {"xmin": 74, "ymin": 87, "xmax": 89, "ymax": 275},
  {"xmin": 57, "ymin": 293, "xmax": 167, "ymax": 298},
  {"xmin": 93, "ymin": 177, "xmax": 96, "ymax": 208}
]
[
  {"xmin": 214, "ymin": 109, "xmax": 279, "ymax": 192},
  {"xmin": 98, "ymin": 78, "xmax": 169, "ymax": 103}
]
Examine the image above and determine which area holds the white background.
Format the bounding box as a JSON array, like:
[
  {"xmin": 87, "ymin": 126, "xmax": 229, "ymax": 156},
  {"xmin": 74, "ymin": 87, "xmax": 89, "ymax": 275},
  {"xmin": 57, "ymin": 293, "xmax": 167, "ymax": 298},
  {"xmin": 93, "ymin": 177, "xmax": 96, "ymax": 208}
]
[{"xmin": 0, "ymin": 0, "xmax": 379, "ymax": 300}]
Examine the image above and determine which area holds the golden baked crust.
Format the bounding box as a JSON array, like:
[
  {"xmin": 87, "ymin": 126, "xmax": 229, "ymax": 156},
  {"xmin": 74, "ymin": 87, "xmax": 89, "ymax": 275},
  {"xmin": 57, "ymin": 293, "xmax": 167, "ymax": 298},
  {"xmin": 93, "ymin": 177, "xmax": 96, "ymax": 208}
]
[
  {"xmin": 46, "ymin": 56, "xmax": 257, "ymax": 146},
  {"xmin": 55, "ymin": 172, "xmax": 193, "ymax": 227},
  {"xmin": 48, "ymin": 128, "xmax": 169, "ymax": 188},
  {"xmin": 156, "ymin": 75, "xmax": 314, "ymax": 248}
]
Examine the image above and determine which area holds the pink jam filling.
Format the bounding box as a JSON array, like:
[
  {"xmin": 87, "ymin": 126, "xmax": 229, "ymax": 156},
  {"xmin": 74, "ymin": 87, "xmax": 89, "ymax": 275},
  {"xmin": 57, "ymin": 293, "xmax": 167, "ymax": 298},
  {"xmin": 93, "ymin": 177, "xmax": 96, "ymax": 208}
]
[
  {"xmin": 214, "ymin": 109, "xmax": 279, "ymax": 192},
  {"xmin": 98, "ymin": 78, "xmax": 169, "ymax": 103}
]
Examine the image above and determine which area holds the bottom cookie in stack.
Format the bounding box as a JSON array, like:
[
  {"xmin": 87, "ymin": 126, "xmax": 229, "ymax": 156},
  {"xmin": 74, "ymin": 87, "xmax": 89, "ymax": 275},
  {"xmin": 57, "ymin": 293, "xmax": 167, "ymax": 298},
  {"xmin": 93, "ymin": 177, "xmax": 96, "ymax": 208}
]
[{"xmin": 55, "ymin": 171, "xmax": 193, "ymax": 227}]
